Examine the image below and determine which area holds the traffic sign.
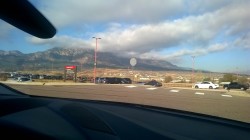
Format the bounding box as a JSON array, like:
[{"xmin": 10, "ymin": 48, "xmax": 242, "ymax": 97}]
[{"xmin": 130, "ymin": 58, "xmax": 137, "ymax": 66}]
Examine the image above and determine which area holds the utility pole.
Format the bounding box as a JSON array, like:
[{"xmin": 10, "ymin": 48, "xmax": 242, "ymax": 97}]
[
  {"xmin": 92, "ymin": 37, "xmax": 101, "ymax": 83},
  {"xmin": 236, "ymin": 67, "xmax": 238, "ymax": 81},
  {"xmin": 191, "ymin": 56, "xmax": 195, "ymax": 83},
  {"xmin": 51, "ymin": 61, "xmax": 53, "ymax": 72}
]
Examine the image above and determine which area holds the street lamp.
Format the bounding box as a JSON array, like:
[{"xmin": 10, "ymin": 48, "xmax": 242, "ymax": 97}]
[
  {"xmin": 191, "ymin": 56, "xmax": 195, "ymax": 83},
  {"xmin": 92, "ymin": 37, "xmax": 101, "ymax": 83},
  {"xmin": 236, "ymin": 67, "xmax": 238, "ymax": 81}
]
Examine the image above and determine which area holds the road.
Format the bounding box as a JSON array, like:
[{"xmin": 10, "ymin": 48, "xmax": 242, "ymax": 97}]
[{"xmin": 8, "ymin": 84, "xmax": 250, "ymax": 123}]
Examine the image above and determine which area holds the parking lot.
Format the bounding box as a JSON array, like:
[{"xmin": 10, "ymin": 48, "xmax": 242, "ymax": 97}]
[{"xmin": 6, "ymin": 83, "xmax": 250, "ymax": 123}]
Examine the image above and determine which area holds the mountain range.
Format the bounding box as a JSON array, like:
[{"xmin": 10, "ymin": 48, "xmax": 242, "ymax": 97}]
[{"xmin": 0, "ymin": 47, "xmax": 185, "ymax": 72}]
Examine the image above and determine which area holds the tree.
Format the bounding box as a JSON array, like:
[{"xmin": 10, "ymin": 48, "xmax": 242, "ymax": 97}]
[
  {"xmin": 221, "ymin": 74, "xmax": 237, "ymax": 82},
  {"xmin": 164, "ymin": 76, "xmax": 173, "ymax": 83},
  {"xmin": 238, "ymin": 76, "xmax": 248, "ymax": 84},
  {"xmin": 0, "ymin": 73, "xmax": 8, "ymax": 81},
  {"xmin": 203, "ymin": 77, "xmax": 211, "ymax": 81}
]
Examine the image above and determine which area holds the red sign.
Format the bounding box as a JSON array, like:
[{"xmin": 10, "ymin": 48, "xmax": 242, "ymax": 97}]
[{"xmin": 65, "ymin": 65, "xmax": 76, "ymax": 69}]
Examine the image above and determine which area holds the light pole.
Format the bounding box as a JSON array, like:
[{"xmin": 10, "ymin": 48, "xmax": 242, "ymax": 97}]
[
  {"xmin": 236, "ymin": 67, "xmax": 238, "ymax": 81},
  {"xmin": 191, "ymin": 56, "xmax": 195, "ymax": 83},
  {"xmin": 92, "ymin": 37, "xmax": 101, "ymax": 83}
]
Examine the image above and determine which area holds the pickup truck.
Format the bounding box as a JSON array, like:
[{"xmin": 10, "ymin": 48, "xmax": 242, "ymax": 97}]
[{"xmin": 223, "ymin": 82, "xmax": 249, "ymax": 90}]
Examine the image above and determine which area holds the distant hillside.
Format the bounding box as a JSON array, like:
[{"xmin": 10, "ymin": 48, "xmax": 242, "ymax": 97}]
[{"xmin": 0, "ymin": 47, "xmax": 183, "ymax": 71}]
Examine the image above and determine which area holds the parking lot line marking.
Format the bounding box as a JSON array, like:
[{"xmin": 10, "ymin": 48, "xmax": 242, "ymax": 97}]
[
  {"xmin": 221, "ymin": 94, "xmax": 232, "ymax": 97},
  {"xmin": 195, "ymin": 92, "xmax": 204, "ymax": 95},
  {"xmin": 125, "ymin": 85, "xmax": 137, "ymax": 88},
  {"xmin": 170, "ymin": 90, "xmax": 179, "ymax": 93},
  {"xmin": 146, "ymin": 87, "xmax": 157, "ymax": 90}
]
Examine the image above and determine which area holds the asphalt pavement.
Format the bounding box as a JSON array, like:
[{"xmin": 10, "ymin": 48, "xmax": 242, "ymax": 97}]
[{"xmin": 7, "ymin": 83, "xmax": 250, "ymax": 123}]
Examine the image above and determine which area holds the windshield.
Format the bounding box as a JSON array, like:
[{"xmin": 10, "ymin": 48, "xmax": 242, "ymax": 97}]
[{"xmin": 0, "ymin": 0, "xmax": 250, "ymax": 123}]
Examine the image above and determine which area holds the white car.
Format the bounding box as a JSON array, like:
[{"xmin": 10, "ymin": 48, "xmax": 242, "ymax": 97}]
[{"xmin": 194, "ymin": 81, "xmax": 219, "ymax": 89}]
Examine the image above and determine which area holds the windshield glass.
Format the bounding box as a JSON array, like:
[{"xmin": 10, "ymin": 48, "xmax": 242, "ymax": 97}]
[{"xmin": 0, "ymin": 0, "xmax": 249, "ymax": 123}]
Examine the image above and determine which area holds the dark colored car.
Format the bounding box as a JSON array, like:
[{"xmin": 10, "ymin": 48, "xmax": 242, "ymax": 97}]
[
  {"xmin": 17, "ymin": 77, "xmax": 32, "ymax": 82},
  {"xmin": 103, "ymin": 77, "xmax": 114, "ymax": 84},
  {"xmin": 95, "ymin": 77, "xmax": 107, "ymax": 84},
  {"xmin": 121, "ymin": 78, "xmax": 132, "ymax": 84},
  {"xmin": 105, "ymin": 77, "xmax": 122, "ymax": 84},
  {"xmin": 144, "ymin": 80, "xmax": 162, "ymax": 87},
  {"xmin": 97, "ymin": 77, "xmax": 132, "ymax": 84},
  {"xmin": 223, "ymin": 82, "xmax": 249, "ymax": 90},
  {"xmin": 95, "ymin": 77, "xmax": 101, "ymax": 83},
  {"xmin": 31, "ymin": 74, "xmax": 39, "ymax": 79}
]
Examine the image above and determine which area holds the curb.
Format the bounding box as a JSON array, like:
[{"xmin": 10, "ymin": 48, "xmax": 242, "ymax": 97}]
[{"xmin": 1, "ymin": 81, "xmax": 96, "ymax": 86}]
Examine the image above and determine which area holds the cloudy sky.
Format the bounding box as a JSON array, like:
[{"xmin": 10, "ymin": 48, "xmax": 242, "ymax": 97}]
[{"xmin": 0, "ymin": 0, "xmax": 250, "ymax": 74}]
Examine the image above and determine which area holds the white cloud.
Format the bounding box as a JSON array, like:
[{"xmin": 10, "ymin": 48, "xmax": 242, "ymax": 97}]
[
  {"xmin": 0, "ymin": 21, "xmax": 14, "ymax": 39},
  {"xmin": 30, "ymin": 0, "xmax": 249, "ymax": 28},
  {"xmin": 138, "ymin": 43, "xmax": 228, "ymax": 60},
  {"xmin": 234, "ymin": 33, "xmax": 250, "ymax": 49},
  {"xmin": 27, "ymin": 0, "xmax": 250, "ymax": 62},
  {"xmin": 94, "ymin": 1, "xmax": 250, "ymax": 53},
  {"xmin": 30, "ymin": 0, "xmax": 185, "ymax": 27},
  {"xmin": 28, "ymin": 35, "xmax": 90, "ymax": 48},
  {"xmin": 185, "ymin": 0, "xmax": 235, "ymax": 14}
]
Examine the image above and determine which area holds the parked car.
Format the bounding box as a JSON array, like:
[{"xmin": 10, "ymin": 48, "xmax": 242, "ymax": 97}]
[
  {"xmin": 223, "ymin": 82, "xmax": 249, "ymax": 90},
  {"xmin": 144, "ymin": 80, "xmax": 162, "ymax": 87},
  {"xmin": 121, "ymin": 78, "xmax": 132, "ymax": 84},
  {"xmin": 100, "ymin": 77, "xmax": 131, "ymax": 84},
  {"xmin": 95, "ymin": 77, "xmax": 107, "ymax": 84},
  {"xmin": 17, "ymin": 77, "xmax": 32, "ymax": 82},
  {"xmin": 104, "ymin": 77, "xmax": 121, "ymax": 84},
  {"xmin": 194, "ymin": 81, "xmax": 219, "ymax": 89}
]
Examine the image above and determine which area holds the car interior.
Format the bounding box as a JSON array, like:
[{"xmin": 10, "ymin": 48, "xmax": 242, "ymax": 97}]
[{"xmin": 0, "ymin": 1, "xmax": 250, "ymax": 139}]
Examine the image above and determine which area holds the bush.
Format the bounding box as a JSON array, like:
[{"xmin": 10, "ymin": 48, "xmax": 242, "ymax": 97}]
[
  {"xmin": 238, "ymin": 76, "xmax": 248, "ymax": 84},
  {"xmin": 203, "ymin": 77, "xmax": 211, "ymax": 81},
  {"xmin": 220, "ymin": 74, "xmax": 237, "ymax": 82},
  {"xmin": 0, "ymin": 74, "xmax": 8, "ymax": 81},
  {"xmin": 164, "ymin": 76, "xmax": 173, "ymax": 83}
]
